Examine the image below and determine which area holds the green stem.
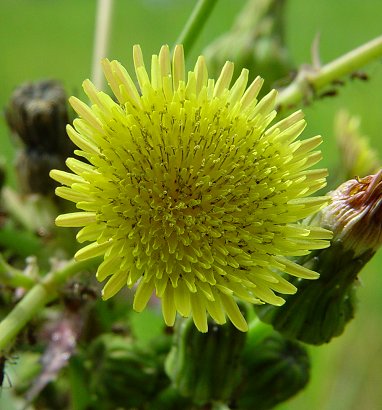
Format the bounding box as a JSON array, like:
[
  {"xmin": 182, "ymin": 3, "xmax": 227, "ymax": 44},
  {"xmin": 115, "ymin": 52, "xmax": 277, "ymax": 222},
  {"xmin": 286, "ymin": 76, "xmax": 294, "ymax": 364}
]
[
  {"xmin": 276, "ymin": 35, "xmax": 382, "ymax": 110},
  {"xmin": 0, "ymin": 258, "xmax": 98, "ymax": 351},
  {"xmin": 92, "ymin": 0, "xmax": 114, "ymax": 90},
  {"xmin": 174, "ymin": 0, "xmax": 219, "ymax": 58},
  {"xmin": 0, "ymin": 254, "xmax": 36, "ymax": 289}
]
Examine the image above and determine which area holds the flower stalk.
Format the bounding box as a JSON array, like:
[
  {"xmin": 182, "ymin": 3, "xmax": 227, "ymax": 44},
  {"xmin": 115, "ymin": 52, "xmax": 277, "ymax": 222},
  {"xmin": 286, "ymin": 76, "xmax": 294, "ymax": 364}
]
[
  {"xmin": 91, "ymin": 0, "xmax": 114, "ymax": 90},
  {"xmin": 276, "ymin": 35, "xmax": 382, "ymax": 110},
  {"xmin": 173, "ymin": 0, "xmax": 219, "ymax": 58}
]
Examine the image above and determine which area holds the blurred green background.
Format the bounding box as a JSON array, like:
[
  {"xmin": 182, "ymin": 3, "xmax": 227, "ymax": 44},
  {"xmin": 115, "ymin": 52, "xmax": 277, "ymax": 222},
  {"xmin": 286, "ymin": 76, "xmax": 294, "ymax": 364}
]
[{"xmin": 0, "ymin": 0, "xmax": 381, "ymax": 409}]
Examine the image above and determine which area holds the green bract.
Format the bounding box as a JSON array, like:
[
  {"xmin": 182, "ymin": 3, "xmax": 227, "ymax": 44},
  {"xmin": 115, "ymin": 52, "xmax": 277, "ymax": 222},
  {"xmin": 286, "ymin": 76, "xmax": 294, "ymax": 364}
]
[{"xmin": 50, "ymin": 45, "xmax": 331, "ymax": 332}]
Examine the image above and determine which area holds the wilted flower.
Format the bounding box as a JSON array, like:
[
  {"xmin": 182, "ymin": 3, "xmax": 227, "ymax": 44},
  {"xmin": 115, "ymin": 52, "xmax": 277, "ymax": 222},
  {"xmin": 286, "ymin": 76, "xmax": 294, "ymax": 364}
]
[{"xmin": 50, "ymin": 45, "xmax": 331, "ymax": 332}]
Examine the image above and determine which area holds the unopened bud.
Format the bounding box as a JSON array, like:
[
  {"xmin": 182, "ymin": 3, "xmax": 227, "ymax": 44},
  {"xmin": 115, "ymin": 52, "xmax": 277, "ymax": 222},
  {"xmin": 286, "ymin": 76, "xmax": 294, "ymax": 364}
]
[
  {"xmin": 6, "ymin": 80, "xmax": 70, "ymax": 153},
  {"xmin": 233, "ymin": 321, "xmax": 310, "ymax": 410},
  {"xmin": 87, "ymin": 334, "xmax": 168, "ymax": 409},
  {"xmin": 257, "ymin": 172, "xmax": 382, "ymax": 344},
  {"xmin": 5, "ymin": 80, "xmax": 74, "ymax": 194},
  {"xmin": 165, "ymin": 315, "xmax": 247, "ymax": 405},
  {"xmin": 150, "ymin": 386, "xmax": 193, "ymax": 410}
]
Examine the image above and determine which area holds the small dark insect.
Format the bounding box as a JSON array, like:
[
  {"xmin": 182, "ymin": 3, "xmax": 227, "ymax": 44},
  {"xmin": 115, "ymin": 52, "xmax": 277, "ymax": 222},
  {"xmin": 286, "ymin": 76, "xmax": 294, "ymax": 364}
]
[
  {"xmin": 0, "ymin": 355, "xmax": 6, "ymax": 387},
  {"xmin": 331, "ymin": 78, "xmax": 345, "ymax": 86},
  {"xmin": 350, "ymin": 71, "xmax": 369, "ymax": 81},
  {"xmin": 319, "ymin": 89, "xmax": 338, "ymax": 98},
  {"xmin": 0, "ymin": 354, "xmax": 17, "ymax": 388}
]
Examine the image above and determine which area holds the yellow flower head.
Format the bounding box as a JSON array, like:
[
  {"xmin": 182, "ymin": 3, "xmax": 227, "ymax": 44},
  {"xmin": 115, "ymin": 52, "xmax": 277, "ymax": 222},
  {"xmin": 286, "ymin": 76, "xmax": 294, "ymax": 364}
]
[{"xmin": 50, "ymin": 45, "xmax": 332, "ymax": 332}]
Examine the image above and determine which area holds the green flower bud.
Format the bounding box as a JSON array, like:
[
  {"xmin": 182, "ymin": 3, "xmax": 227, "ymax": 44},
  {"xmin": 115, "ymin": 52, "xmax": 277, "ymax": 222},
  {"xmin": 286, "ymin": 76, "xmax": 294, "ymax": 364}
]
[
  {"xmin": 165, "ymin": 315, "xmax": 247, "ymax": 405},
  {"xmin": 87, "ymin": 334, "xmax": 169, "ymax": 409},
  {"xmin": 257, "ymin": 172, "xmax": 382, "ymax": 344},
  {"xmin": 150, "ymin": 386, "xmax": 194, "ymax": 410},
  {"xmin": 233, "ymin": 321, "xmax": 310, "ymax": 410}
]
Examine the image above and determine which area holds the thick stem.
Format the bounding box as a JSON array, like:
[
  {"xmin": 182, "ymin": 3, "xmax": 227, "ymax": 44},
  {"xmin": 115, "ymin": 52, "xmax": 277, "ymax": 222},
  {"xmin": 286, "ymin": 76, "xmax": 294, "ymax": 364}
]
[
  {"xmin": 174, "ymin": 0, "xmax": 219, "ymax": 58},
  {"xmin": 276, "ymin": 35, "xmax": 382, "ymax": 110},
  {"xmin": 0, "ymin": 258, "xmax": 97, "ymax": 351}
]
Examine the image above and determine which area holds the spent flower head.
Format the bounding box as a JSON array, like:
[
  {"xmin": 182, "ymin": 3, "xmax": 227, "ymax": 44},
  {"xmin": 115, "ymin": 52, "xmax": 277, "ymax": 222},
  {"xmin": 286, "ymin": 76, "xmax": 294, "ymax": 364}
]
[{"xmin": 50, "ymin": 45, "xmax": 331, "ymax": 332}]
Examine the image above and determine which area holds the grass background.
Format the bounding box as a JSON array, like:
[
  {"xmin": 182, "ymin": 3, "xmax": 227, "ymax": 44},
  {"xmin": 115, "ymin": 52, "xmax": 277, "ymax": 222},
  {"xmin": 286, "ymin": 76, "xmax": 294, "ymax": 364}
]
[{"xmin": 0, "ymin": 0, "xmax": 382, "ymax": 409}]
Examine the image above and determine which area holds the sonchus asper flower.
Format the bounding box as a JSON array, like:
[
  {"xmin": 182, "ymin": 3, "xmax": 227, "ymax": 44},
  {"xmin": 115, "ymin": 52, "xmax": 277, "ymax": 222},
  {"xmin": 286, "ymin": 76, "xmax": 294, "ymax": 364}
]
[{"xmin": 50, "ymin": 45, "xmax": 331, "ymax": 332}]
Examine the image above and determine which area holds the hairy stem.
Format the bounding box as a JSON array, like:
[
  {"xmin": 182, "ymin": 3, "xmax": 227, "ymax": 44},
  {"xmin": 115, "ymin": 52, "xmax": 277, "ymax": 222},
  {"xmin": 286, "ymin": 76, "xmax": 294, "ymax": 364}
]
[
  {"xmin": 276, "ymin": 35, "xmax": 382, "ymax": 110},
  {"xmin": 174, "ymin": 0, "xmax": 219, "ymax": 58}
]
